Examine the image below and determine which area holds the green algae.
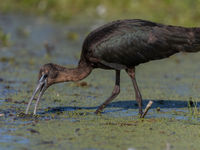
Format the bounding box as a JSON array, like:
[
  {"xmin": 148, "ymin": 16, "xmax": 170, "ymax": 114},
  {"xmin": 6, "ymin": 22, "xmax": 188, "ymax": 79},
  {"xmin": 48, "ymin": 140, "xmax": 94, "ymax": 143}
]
[
  {"xmin": 7, "ymin": 117, "xmax": 200, "ymax": 150},
  {"xmin": 1, "ymin": 0, "xmax": 200, "ymax": 26}
]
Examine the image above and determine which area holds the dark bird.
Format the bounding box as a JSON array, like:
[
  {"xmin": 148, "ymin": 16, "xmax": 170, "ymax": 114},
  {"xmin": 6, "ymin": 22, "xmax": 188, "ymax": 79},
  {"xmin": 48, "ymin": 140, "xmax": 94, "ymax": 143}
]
[{"xmin": 25, "ymin": 19, "xmax": 200, "ymax": 117}]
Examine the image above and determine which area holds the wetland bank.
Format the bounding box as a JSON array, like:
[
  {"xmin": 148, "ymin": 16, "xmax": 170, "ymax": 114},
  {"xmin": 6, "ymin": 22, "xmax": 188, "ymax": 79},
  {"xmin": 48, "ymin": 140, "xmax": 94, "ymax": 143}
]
[{"xmin": 1, "ymin": 2, "xmax": 200, "ymax": 150}]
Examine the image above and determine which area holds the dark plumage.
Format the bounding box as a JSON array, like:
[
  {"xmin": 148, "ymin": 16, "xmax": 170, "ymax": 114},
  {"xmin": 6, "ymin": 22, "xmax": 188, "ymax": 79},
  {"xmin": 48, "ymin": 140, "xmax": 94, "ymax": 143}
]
[
  {"xmin": 81, "ymin": 19, "xmax": 200, "ymax": 69},
  {"xmin": 26, "ymin": 19, "xmax": 200, "ymax": 117}
]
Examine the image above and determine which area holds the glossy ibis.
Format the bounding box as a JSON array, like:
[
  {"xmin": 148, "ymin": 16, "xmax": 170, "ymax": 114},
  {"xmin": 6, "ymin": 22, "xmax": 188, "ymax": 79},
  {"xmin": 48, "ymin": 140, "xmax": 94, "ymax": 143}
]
[{"xmin": 25, "ymin": 19, "xmax": 200, "ymax": 117}]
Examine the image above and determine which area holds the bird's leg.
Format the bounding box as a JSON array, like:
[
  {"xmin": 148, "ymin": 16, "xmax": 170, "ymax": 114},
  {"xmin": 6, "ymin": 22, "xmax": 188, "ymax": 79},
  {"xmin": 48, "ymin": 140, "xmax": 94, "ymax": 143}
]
[
  {"xmin": 126, "ymin": 68, "xmax": 143, "ymax": 116},
  {"xmin": 95, "ymin": 70, "xmax": 120, "ymax": 114}
]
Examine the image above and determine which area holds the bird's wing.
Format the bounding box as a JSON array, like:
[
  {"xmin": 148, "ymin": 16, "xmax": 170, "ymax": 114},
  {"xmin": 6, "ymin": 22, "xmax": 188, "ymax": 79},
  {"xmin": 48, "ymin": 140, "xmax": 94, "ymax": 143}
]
[{"xmin": 91, "ymin": 26, "xmax": 177, "ymax": 69}]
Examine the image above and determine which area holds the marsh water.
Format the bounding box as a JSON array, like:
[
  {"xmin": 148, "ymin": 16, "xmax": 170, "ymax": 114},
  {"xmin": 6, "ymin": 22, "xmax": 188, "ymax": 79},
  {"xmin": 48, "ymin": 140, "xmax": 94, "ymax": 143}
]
[{"xmin": 1, "ymin": 13, "xmax": 200, "ymax": 150}]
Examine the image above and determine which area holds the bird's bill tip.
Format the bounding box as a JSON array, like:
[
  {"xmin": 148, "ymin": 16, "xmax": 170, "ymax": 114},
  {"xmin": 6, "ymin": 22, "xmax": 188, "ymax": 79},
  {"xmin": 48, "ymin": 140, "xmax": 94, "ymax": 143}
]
[{"xmin": 25, "ymin": 74, "xmax": 47, "ymax": 114}]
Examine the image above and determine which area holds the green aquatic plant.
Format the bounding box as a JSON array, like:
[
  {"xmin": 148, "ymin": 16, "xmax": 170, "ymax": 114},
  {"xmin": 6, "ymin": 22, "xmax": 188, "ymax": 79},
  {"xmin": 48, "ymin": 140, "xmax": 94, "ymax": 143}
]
[
  {"xmin": 188, "ymin": 97, "xmax": 200, "ymax": 118},
  {"xmin": 67, "ymin": 32, "xmax": 79, "ymax": 41},
  {"xmin": 0, "ymin": 28, "xmax": 10, "ymax": 47},
  {"xmin": 0, "ymin": 0, "xmax": 200, "ymax": 25},
  {"xmin": 16, "ymin": 27, "xmax": 30, "ymax": 38}
]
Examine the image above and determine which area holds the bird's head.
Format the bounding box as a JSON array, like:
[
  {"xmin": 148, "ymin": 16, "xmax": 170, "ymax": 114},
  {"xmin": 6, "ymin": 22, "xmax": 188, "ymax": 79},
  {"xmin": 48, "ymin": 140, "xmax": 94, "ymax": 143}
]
[
  {"xmin": 25, "ymin": 62, "xmax": 91, "ymax": 114},
  {"xmin": 25, "ymin": 63, "xmax": 64, "ymax": 114},
  {"xmin": 38, "ymin": 63, "xmax": 60, "ymax": 87}
]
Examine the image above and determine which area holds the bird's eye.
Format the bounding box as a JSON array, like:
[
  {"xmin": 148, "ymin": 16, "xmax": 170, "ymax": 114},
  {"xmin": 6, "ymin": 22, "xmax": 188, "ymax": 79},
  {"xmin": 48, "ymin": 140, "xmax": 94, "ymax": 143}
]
[{"xmin": 43, "ymin": 74, "xmax": 48, "ymax": 78}]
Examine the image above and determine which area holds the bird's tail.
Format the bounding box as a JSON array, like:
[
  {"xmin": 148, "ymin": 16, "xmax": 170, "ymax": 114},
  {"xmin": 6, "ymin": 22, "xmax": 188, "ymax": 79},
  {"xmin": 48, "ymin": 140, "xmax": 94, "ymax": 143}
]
[{"xmin": 177, "ymin": 27, "xmax": 200, "ymax": 53}]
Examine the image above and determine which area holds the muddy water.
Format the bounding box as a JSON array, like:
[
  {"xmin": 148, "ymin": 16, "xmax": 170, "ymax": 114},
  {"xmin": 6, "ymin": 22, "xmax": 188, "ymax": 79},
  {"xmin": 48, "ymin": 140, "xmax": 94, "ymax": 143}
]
[{"xmin": 1, "ymin": 14, "xmax": 200, "ymax": 150}]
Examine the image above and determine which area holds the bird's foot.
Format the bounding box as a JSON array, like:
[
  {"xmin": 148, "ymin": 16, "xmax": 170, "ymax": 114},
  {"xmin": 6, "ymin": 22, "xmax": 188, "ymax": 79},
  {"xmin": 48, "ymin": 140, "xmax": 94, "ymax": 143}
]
[
  {"xmin": 139, "ymin": 111, "xmax": 143, "ymax": 118},
  {"xmin": 95, "ymin": 104, "xmax": 106, "ymax": 114},
  {"xmin": 94, "ymin": 109, "xmax": 102, "ymax": 114}
]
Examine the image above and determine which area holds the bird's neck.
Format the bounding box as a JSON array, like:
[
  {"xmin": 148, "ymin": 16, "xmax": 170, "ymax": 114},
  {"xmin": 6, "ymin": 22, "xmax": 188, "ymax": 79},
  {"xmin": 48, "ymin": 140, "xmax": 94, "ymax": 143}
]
[{"xmin": 56, "ymin": 62, "xmax": 92, "ymax": 83}]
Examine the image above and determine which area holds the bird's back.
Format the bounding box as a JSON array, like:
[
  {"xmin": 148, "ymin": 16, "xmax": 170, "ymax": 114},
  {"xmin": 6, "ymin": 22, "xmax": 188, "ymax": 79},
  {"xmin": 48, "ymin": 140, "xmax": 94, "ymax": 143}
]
[{"xmin": 80, "ymin": 19, "xmax": 199, "ymax": 69}]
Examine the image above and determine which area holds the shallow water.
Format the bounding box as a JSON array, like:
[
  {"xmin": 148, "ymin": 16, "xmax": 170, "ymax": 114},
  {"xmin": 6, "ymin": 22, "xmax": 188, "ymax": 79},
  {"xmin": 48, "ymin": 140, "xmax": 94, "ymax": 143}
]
[{"xmin": 1, "ymin": 14, "xmax": 200, "ymax": 150}]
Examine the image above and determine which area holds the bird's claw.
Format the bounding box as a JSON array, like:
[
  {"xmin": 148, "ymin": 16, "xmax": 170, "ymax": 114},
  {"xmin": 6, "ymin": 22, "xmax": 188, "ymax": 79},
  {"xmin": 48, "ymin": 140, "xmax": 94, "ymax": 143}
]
[{"xmin": 94, "ymin": 109, "xmax": 102, "ymax": 114}]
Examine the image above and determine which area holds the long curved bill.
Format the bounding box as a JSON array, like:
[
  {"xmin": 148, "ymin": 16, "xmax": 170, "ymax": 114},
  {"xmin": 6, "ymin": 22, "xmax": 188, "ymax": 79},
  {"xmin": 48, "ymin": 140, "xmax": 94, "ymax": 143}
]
[{"xmin": 25, "ymin": 74, "xmax": 47, "ymax": 115}]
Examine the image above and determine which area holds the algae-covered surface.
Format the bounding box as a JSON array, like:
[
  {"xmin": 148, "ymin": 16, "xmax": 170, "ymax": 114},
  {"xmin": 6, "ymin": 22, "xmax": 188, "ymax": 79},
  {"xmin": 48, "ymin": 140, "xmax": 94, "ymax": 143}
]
[{"xmin": 1, "ymin": 14, "xmax": 200, "ymax": 150}]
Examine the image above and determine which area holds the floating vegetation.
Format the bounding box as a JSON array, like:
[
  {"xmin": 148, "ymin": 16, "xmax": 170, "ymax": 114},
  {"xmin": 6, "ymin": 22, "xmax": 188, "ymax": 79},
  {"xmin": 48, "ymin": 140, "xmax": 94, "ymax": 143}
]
[
  {"xmin": 17, "ymin": 112, "xmax": 40, "ymax": 118},
  {"xmin": 16, "ymin": 27, "xmax": 30, "ymax": 38},
  {"xmin": 74, "ymin": 81, "xmax": 90, "ymax": 87},
  {"xmin": 67, "ymin": 32, "xmax": 79, "ymax": 41},
  {"xmin": 0, "ymin": 57, "xmax": 15, "ymax": 63},
  {"xmin": 188, "ymin": 97, "xmax": 200, "ymax": 117},
  {"xmin": 0, "ymin": 28, "xmax": 10, "ymax": 47},
  {"xmin": 44, "ymin": 42, "xmax": 55, "ymax": 56}
]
